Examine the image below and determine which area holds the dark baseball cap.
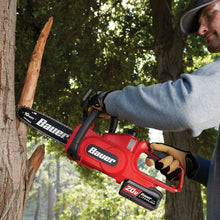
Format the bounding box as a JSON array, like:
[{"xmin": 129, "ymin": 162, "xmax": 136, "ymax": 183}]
[{"xmin": 180, "ymin": 0, "xmax": 218, "ymax": 34}]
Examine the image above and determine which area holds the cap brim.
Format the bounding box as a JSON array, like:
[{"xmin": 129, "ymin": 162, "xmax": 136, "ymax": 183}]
[{"xmin": 180, "ymin": 0, "xmax": 217, "ymax": 34}]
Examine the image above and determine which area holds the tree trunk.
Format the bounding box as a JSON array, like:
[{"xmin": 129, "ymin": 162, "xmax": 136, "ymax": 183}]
[
  {"xmin": 55, "ymin": 159, "xmax": 61, "ymax": 220},
  {"xmin": 0, "ymin": 1, "xmax": 27, "ymax": 219},
  {"xmin": 48, "ymin": 184, "xmax": 54, "ymax": 220},
  {"xmin": 48, "ymin": 161, "xmax": 54, "ymax": 220},
  {"xmin": 163, "ymin": 132, "xmax": 204, "ymax": 219},
  {"xmin": 0, "ymin": 0, "xmax": 51, "ymax": 217},
  {"xmin": 150, "ymin": 0, "xmax": 204, "ymax": 219},
  {"xmin": 35, "ymin": 172, "xmax": 42, "ymax": 220}
]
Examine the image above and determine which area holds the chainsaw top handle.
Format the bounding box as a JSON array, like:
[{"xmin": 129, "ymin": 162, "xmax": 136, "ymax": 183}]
[
  {"xmin": 67, "ymin": 109, "xmax": 118, "ymax": 160},
  {"xmin": 67, "ymin": 109, "xmax": 99, "ymax": 160},
  {"xmin": 67, "ymin": 88, "xmax": 118, "ymax": 160},
  {"xmin": 81, "ymin": 88, "xmax": 118, "ymax": 134}
]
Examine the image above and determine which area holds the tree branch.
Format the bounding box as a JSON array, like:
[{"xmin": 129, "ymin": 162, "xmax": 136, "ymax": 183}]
[
  {"xmin": 15, "ymin": 18, "xmax": 53, "ymax": 206},
  {"xmin": 17, "ymin": 17, "xmax": 53, "ymax": 154},
  {"xmin": 16, "ymin": 18, "xmax": 53, "ymax": 207},
  {"xmin": 23, "ymin": 145, "xmax": 45, "ymax": 208},
  {"xmin": 135, "ymin": 44, "xmax": 164, "ymax": 53},
  {"xmin": 28, "ymin": 145, "xmax": 45, "ymax": 174},
  {"xmin": 18, "ymin": 16, "xmax": 53, "ymax": 108},
  {"xmin": 16, "ymin": 17, "xmax": 53, "ymax": 128}
]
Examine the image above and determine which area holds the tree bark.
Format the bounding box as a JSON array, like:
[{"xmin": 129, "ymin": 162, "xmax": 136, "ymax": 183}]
[
  {"xmin": 150, "ymin": 0, "xmax": 204, "ymax": 219},
  {"xmin": 163, "ymin": 131, "xmax": 204, "ymax": 220},
  {"xmin": 0, "ymin": 0, "xmax": 52, "ymax": 216},
  {"xmin": 0, "ymin": 1, "xmax": 26, "ymax": 219}
]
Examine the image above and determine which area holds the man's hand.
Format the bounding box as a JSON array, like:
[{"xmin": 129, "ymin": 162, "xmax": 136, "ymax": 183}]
[
  {"xmin": 87, "ymin": 91, "xmax": 111, "ymax": 119},
  {"xmin": 146, "ymin": 143, "xmax": 198, "ymax": 180}
]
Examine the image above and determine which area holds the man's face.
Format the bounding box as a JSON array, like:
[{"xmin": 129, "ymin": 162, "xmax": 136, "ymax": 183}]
[{"xmin": 198, "ymin": 1, "xmax": 220, "ymax": 52}]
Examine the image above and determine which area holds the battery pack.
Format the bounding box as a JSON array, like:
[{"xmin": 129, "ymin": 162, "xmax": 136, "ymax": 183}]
[{"xmin": 119, "ymin": 179, "xmax": 163, "ymax": 211}]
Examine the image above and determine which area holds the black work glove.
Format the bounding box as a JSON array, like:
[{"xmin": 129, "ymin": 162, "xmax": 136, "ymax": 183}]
[
  {"xmin": 88, "ymin": 91, "xmax": 111, "ymax": 119},
  {"xmin": 145, "ymin": 143, "xmax": 198, "ymax": 181}
]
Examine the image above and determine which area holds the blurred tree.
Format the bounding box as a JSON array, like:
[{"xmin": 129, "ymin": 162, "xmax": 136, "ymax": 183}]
[
  {"xmin": 149, "ymin": 0, "xmax": 204, "ymax": 219},
  {"xmin": 34, "ymin": 171, "xmax": 42, "ymax": 220}
]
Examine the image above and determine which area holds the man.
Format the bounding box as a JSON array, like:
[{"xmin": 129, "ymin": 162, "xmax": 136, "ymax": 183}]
[{"xmin": 88, "ymin": 0, "xmax": 220, "ymax": 219}]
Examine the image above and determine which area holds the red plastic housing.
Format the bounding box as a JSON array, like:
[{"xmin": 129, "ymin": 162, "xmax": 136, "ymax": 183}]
[{"xmin": 64, "ymin": 125, "xmax": 184, "ymax": 193}]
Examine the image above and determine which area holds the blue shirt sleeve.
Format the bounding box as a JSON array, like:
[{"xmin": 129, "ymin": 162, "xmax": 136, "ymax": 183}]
[{"xmin": 191, "ymin": 154, "xmax": 210, "ymax": 186}]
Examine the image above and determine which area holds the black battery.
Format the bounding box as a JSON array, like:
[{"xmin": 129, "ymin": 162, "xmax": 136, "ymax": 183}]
[{"xmin": 119, "ymin": 179, "xmax": 163, "ymax": 211}]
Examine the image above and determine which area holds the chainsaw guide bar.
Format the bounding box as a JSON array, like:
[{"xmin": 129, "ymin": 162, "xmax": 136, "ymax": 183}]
[{"xmin": 17, "ymin": 106, "xmax": 72, "ymax": 144}]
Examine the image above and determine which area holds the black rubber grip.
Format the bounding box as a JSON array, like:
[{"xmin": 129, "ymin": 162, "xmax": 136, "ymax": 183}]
[
  {"xmin": 67, "ymin": 109, "xmax": 99, "ymax": 160},
  {"xmin": 148, "ymin": 149, "xmax": 169, "ymax": 162},
  {"xmin": 109, "ymin": 116, "xmax": 118, "ymax": 133}
]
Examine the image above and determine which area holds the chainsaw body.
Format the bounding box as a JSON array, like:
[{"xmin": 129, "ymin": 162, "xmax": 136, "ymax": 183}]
[
  {"xmin": 17, "ymin": 91, "xmax": 184, "ymax": 211},
  {"xmin": 64, "ymin": 110, "xmax": 184, "ymax": 210}
]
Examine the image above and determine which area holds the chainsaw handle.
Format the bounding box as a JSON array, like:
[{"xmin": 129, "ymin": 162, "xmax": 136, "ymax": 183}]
[
  {"xmin": 109, "ymin": 116, "xmax": 118, "ymax": 133},
  {"xmin": 67, "ymin": 109, "xmax": 99, "ymax": 159},
  {"xmin": 146, "ymin": 144, "xmax": 184, "ymax": 190},
  {"xmin": 134, "ymin": 141, "xmax": 184, "ymax": 192},
  {"xmin": 81, "ymin": 88, "xmax": 118, "ymax": 133},
  {"xmin": 67, "ymin": 109, "xmax": 118, "ymax": 159},
  {"xmin": 147, "ymin": 148, "xmax": 169, "ymax": 162}
]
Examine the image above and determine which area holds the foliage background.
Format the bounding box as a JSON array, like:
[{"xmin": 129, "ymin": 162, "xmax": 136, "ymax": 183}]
[{"xmin": 15, "ymin": 0, "xmax": 218, "ymax": 219}]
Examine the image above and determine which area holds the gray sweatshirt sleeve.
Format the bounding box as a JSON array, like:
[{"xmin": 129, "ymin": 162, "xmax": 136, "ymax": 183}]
[{"xmin": 105, "ymin": 57, "xmax": 220, "ymax": 137}]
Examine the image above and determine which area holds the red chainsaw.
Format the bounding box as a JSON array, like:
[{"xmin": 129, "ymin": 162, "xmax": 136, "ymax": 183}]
[{"xmin": 17, "ymin": 89, "xmax": 184, "ymax": 211}]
